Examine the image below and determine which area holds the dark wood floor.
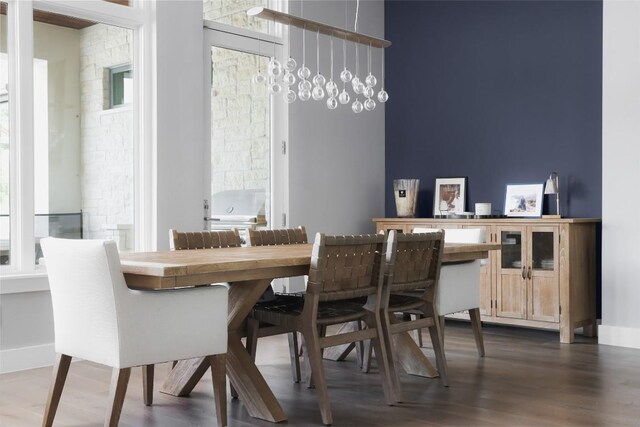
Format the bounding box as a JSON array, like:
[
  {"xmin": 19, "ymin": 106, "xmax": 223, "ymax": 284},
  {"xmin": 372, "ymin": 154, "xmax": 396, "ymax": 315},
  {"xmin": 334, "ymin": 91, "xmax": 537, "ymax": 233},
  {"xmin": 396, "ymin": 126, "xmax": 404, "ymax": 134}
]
[{"xmin": 2, "ymin": 321, "xmax": 640, "ymax": 427}]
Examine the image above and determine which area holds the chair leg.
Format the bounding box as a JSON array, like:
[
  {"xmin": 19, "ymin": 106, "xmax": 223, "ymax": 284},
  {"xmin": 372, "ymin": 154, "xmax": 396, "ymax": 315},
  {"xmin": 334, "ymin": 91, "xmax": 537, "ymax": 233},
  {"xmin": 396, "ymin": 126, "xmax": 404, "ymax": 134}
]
[
  {"xmin": 42, "ymin": 353, "xmax": 72, "ymax": 427},
  {"xmin": 411, "ymin": 314, "xmax": 424, "ymax": 347},
  {"xmin": 302, "ymin": 325, "xmax": 333, "ymax": 426},
  {"xmin": 142, "ymin": 364, "xmax": 154, "ymax": 406},
  {"xmin": 428, "ymin": 309, "xmax": 449, "ymax": 387},
  {"xmin": 288, "ymin": 332, "xmax": 302, "ymax": 383},
  {"xmin": 361, "ymin": 339, "xmax": 373, "ymax": 373},
  {"xmin": 306, "ymin": 325, "xmax": 327, "ymax": 389},
  {"xmin": 105, "ymin": 367, "xmax": 131, "ymax": 427},
  {"xmin": 208, "ymin": 354, "xmax": 227, "ymax": 427},
  {"xmin": 366, "ymin": 312, "xmax": 401, "ymax": 405},
  {"xmin": 469, "ymin": 308, "xmax": 485, "ymax": 357}
]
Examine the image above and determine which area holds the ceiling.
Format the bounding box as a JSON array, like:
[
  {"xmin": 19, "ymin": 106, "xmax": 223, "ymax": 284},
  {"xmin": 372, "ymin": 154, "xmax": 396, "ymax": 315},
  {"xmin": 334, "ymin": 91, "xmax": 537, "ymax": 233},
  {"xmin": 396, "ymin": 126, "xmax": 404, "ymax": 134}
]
[{"xmin": 0, "ymin": 0, "xmax": 130, "ymax": 30}]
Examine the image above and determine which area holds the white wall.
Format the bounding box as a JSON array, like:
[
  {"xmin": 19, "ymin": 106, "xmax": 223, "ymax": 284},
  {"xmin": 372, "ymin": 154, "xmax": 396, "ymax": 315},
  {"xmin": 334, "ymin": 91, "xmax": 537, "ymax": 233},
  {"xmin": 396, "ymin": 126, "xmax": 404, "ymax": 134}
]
[
  {"xmin": 154, "ymin": 0, "xmax": 206, "ymax": 250},
  {"xmin": 600, "ymin": 0, "xmax": 640, "ymax": 349},
  {"xmin": 288, "ymin": 0, "xmax": 386, "ymax": 237}
]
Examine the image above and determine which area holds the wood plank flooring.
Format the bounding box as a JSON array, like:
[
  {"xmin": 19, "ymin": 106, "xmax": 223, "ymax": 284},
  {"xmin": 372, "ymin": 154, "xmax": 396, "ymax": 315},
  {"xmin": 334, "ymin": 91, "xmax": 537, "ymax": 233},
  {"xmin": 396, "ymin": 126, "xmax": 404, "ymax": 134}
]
[{"xmin": 2, "ymin": 322, "xmax": 640, "ymax": 426}]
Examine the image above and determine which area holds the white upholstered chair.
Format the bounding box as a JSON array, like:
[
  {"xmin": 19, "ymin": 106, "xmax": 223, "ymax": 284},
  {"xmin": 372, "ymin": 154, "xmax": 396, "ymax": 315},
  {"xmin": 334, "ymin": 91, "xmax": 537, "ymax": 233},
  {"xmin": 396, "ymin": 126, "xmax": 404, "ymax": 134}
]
[
  {"xmin": 41, "ymin": 237, "xmax": 229, "ymax": 427},
  {"xmin": 413, "ymin": 227, "xmax": 486, "ymax": 356}
]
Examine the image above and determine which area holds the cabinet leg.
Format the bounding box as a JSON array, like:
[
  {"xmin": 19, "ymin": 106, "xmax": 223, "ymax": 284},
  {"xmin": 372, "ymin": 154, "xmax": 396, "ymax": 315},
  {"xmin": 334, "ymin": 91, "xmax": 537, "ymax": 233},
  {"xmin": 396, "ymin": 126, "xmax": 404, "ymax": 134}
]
[
  {"xmin": 560, "ymin": 325, "xmax": 575, "ymax": 344},
  {"xmin": 583, "ymin": 322, "xmax": 598, "ymax": 338}
]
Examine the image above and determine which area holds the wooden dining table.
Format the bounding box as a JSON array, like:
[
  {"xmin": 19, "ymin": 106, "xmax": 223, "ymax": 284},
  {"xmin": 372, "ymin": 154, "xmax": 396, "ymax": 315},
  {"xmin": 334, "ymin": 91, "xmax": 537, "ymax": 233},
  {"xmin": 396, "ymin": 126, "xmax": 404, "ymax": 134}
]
[{"xmin": 120, "ymin": 241, "xmax": 500, "ymax": 423}]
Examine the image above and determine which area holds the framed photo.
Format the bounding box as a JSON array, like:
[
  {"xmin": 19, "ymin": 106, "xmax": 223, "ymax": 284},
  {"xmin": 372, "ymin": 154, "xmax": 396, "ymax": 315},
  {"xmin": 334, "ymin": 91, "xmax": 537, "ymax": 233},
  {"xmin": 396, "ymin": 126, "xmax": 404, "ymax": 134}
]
[
  {"xmin": 504, "ymin": 183, "xmax": 544, "ymax": 217},
  {"xmin": 433, "ymin": 177, "xmax": 467, "ymax": 216}
]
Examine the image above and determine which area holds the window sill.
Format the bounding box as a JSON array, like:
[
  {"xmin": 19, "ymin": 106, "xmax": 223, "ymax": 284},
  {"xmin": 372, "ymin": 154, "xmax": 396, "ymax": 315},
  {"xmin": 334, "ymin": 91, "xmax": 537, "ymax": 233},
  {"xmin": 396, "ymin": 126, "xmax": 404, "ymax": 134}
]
[{"xmin": 0, "ymin": 270, "xmax": 50, "ymax": 294}]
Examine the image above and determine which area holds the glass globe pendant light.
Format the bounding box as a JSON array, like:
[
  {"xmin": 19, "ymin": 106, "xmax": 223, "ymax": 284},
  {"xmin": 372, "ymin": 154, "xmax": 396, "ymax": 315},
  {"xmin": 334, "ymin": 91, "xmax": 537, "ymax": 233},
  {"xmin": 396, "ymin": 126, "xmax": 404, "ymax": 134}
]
[
  {"xmin": 351, "ymin": 42, "xmax": 365, "ymax": 95},
  {"xmin": 284, "ymin": 88, "xmax": 297, "ymax": 104},
  {"xmin": 363, "ymin": 43, "xmax": 376, "ymax": 111},
  {"xmin": 339, "ymin": 37, "xmax": 353, "ymax": 83},
  {"xmin": 282, "ymin": 25, "xmax": 296, "ymax": 87},
  {"xmin": 297, "ymin": 26, "xmax": 311, "ymax": 101},
  {"xmin": 297, "ymin": 26, "xmax": 311, "ymax": 80},
  {"xmin": 365, "ymin": 44, "xmax": 377, "ymax": 88},
  {"xmin": 377, "ymin": 46, "xmax": 389, "ymax": 103},
  {"xmin": 252, "ymin": 34, "xmax": 266, "ymax": 84},
  {"xmin": 326, "ymin": 33, "xmax": 339, "ymax": 105},
  {"xmin": 268, "ymin": 77, "xmax": 282, "ymax": 95},
  {"xmin": 312, "ymin": 30, "xmax": 325, "ymax": 101},
  {"xmin": 352, "ymin": 42, "xmax": 363, "ymax": 113}
]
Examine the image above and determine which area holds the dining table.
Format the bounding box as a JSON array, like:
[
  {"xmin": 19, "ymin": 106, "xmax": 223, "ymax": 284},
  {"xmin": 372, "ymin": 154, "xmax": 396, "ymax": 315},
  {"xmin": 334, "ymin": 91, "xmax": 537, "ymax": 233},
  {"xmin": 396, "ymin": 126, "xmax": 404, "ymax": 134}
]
[{"xmin": 120, "ymin": 240, "xmax": 500, "ymax": 423}]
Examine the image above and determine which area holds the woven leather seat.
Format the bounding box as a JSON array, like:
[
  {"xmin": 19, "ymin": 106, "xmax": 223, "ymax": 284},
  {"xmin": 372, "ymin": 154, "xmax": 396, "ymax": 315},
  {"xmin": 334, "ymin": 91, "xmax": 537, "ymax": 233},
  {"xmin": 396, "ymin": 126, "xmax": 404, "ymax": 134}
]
[
  {"xmin": 387, "ymin": 293, "xmax": 425, "ymax": 312},
  {"xmin": 254, "ymin": 294, "xmax": 368, "ymax": 326}
]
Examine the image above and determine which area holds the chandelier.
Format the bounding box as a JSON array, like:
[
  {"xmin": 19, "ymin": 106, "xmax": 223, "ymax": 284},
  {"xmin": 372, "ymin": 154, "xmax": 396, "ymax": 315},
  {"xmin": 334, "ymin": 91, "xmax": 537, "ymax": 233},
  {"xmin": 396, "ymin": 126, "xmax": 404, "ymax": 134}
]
[{"xmin": 247, "ymin": 1, "xmax": 391, "ymax": 113}]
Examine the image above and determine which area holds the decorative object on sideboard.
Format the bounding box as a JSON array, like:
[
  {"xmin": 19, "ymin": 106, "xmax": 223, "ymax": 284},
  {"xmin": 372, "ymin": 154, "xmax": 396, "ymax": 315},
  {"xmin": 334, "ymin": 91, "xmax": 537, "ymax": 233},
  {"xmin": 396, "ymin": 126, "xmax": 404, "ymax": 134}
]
[
  {"xmin": 248, "ymin": 0, "xmax": 390, "ymax": 113},
  {"xmin": 504, "ymin": 183, "xmax": 544, "ymax": 217},
  {"xmin": 543, "ymin": 172, "xmax": 561, "ymax": 218},
  {"xmin": 475, "ymin": 202, "xmax": 492, "ymax": 216},
  {"xmin": 393, "ymin": 179, "xmax": 419, "ymax": 218},
  {"xmin": 433, "ymin": 176, "xmax": 467, "ymax": 216}
]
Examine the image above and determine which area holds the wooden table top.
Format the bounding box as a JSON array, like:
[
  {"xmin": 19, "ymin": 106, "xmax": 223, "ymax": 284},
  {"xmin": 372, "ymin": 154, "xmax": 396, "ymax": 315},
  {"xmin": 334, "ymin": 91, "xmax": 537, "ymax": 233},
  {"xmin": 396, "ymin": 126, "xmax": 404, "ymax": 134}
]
[{"xmin": 120, "ymin": 242, "xmax": 500, "ymax": 290}]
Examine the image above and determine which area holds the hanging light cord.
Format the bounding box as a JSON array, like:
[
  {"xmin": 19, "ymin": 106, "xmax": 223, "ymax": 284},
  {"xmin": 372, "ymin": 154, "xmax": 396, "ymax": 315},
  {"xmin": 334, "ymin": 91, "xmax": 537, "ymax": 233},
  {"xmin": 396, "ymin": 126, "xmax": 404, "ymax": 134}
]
[
  {"xmin": 302, "ymin": 24, "xmax": 306, "ymax": 65},
  {"xmin": 330, "ymin": 33, "xmax": 334, "ymax": 81},
  {"xmin": 316, "ymin": 29, "xmax": 320, "ymax": 74},
  {"xmin": 354, "ymin": 0, "xmax": 360, "ymax": 32}
]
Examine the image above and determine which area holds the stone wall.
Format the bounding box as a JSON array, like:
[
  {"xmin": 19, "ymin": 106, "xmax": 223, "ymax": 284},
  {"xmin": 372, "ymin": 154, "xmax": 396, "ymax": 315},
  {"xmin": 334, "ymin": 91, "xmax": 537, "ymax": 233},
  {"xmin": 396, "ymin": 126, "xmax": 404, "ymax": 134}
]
[
  {"xmin": 79, "ymin": 24, "xmax": 134, "ymax": 249},
  {"xmin": 203, "ymin": 0, "xmax": 268, "ymax": 32},
  {"xmin": 210, "ymin": 47, "xmax": 270, "ymax": 209}
]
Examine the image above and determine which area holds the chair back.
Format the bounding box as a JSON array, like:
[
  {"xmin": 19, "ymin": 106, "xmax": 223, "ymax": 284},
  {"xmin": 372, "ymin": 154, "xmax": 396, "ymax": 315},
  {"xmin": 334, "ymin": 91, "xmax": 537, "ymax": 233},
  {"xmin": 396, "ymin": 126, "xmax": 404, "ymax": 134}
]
[
  {"xmin": 170, "ymin": 229, "xmax": 241, "ymax": 250},
  {"xmin": 247, "ymin": 226, "xmax": 307, "ymax": 246},
  {"xmin": 413, "ymin": 227, "xmax": 484, "ymax": 314},
  {"xmin": 41, "ymin": 237, "xmax": 128, "ymax": 367},
  {"xmin": 306, "ymin": 233, "xmax": 386, "ymax": 302},
  {"xmin": 387, "ymin": 231, "xmax": 445, "ymax": 294},
  {"xmin": 412, "ymin": 227, "xmax": 485, "ymax": 244}
]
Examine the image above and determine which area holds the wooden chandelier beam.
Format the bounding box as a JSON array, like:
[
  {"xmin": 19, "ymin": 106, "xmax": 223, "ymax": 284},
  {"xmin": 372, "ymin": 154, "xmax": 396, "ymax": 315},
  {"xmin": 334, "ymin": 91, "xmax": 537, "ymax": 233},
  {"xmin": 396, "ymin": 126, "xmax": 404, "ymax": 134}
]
[{"xmin": 247, "ymin": 7, "xmax": 392, "ymax": 49}]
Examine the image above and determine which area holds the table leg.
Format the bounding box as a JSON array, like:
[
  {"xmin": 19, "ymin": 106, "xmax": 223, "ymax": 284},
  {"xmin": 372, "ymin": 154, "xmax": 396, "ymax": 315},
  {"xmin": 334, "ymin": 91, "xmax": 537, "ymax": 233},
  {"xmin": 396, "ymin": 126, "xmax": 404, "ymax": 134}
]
[
  {"xmin": 323, "ymin": 322, "xmax": 359, "ymax": 361},
  {"xmin": 393, "ymin": 331, "xmax": 439, "ymax": 378},
  {"xmin": 227, "ymin": 332, "xmax": 286, "ymax": 422}
]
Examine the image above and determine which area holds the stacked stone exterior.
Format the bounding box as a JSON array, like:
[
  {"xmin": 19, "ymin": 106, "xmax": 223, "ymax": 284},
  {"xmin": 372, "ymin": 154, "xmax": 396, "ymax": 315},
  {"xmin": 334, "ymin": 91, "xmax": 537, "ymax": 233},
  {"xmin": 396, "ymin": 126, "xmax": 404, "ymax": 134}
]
[{"xmin": 79, "ymin": 24, "xmax": 133, "ymax": 248}]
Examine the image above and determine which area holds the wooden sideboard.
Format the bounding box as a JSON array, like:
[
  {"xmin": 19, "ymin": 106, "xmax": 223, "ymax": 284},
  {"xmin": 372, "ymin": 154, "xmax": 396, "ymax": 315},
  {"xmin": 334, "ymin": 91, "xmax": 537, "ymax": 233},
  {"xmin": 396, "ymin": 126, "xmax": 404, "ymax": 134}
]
[{"xmin": 373, "ymin": 218, "xmax": 600, "ymax": 343}]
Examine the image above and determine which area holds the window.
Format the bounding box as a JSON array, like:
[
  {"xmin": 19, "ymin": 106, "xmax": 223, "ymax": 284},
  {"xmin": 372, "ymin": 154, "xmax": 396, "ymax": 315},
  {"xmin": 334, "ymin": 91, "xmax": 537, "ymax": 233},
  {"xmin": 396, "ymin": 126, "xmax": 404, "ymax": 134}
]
[
  {"xmin": 32, "ymin": 9, "xmax": 135, "ymax": 264},
  {"xmin": 109, "ymin": 64, "xmax": 133, "ymax": 108},
  {"xmin": 1, "ymin": 0, "xmax": 147, "ymax": 273}
]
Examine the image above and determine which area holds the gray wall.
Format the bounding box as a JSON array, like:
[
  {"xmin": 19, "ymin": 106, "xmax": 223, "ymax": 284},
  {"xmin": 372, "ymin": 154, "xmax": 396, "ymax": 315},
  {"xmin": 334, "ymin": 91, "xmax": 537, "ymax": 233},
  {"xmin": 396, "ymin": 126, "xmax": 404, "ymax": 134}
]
[{"xmin": 288, "ymin": 0, "xmax": 386, "ymax": 237}]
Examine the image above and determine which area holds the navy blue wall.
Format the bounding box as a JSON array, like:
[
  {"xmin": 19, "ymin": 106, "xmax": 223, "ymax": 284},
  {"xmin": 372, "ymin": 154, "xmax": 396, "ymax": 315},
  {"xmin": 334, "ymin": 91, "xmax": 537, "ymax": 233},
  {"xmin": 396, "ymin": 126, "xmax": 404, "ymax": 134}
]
[{"xmin": 384, "ymin": 1, "xmax": 602, "ymax": 218}]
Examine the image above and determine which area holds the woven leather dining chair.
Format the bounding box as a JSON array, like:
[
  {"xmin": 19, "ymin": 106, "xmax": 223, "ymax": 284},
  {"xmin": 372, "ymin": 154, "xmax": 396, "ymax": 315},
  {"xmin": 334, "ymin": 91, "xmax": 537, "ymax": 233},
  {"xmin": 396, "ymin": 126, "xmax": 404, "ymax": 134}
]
[
  {"xmin": 363, "ymin": 230, "xmax": 449, "ymax": 388},
  {"xmin": 169, "ymin": 229, "xmax": 241, "ymax": 397},
  {"xmin": 41, "ymin": 237, "xmax": 228, "ymax": 427},
  {"xmin": 245, "ymin": 226, "xmax": 308, "ymax": 383},
  {"xmin": 248, "ymin": 232, "xmax": 399, "ymax": 425},
  {"xmin": 170, "ymin": 228, "xmax": 242, "ymax": 251}
]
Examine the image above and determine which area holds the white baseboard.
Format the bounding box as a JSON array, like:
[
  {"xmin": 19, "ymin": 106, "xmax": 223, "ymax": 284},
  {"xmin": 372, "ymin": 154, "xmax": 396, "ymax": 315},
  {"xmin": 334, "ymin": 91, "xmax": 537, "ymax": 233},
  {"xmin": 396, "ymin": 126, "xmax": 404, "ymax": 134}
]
[
  {"xmin": 0, "ymin": 343, "xmax": 55, "ymax": 374},
  {"xmin": 599, "ymin": 325, "xmax": 640, "ymax": 349}
]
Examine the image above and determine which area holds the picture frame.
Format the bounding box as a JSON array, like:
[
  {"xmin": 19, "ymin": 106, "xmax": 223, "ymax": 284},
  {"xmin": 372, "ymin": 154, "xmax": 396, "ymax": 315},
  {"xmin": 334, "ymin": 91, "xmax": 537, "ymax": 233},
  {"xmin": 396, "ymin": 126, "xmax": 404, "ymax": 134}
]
[
  {"xmin": 504, "ymin": 183, "xmax": 544, "ymax": 217},
  {"xmin": 433, "ymin": 177, "xmax": 467, "ymax": 216}
]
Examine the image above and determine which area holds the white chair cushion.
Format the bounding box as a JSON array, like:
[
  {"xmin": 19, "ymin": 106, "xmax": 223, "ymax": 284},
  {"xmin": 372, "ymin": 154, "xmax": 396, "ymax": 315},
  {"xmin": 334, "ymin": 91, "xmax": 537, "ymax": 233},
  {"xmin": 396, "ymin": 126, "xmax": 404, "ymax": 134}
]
[{"xmin": 412, "ymin": 228, "xmax": 484, "ymax": 316}]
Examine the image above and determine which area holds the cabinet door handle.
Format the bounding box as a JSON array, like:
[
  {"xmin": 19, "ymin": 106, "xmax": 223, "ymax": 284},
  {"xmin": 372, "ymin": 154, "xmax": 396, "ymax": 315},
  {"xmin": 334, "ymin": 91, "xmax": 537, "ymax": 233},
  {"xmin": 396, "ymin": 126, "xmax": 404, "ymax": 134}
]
[
  {"xmin": 522, "ymin": 267, "xmax": 526, "ymax": 279},
  {"xmin": 527, "ymin": 266, "xmax": 532, "ymax": 279}
]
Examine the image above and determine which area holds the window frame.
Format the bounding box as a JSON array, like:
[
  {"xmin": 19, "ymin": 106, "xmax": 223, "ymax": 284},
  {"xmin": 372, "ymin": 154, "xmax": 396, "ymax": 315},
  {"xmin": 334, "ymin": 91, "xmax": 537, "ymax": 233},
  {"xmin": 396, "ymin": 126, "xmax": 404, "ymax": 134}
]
[{"xmin": 2, "ymin": 0, "xmax": 153, "ymax": 278}]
